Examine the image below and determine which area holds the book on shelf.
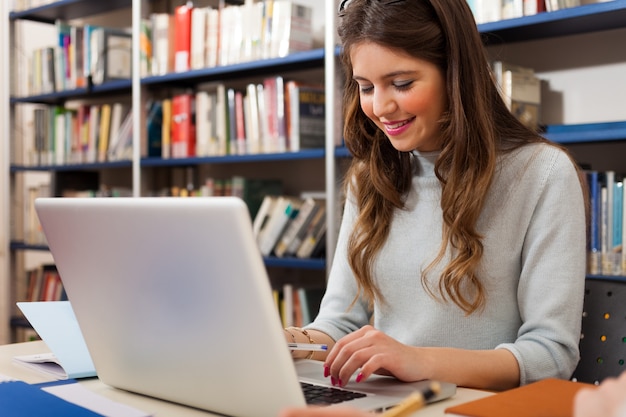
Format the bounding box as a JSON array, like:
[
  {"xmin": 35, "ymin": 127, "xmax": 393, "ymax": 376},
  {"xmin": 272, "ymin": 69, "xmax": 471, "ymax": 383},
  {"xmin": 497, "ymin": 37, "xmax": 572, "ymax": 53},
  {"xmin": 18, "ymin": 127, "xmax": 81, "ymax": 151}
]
[
  {"xmin": 89, "ymin": 27, "xmax": 132, "ymax": 85},
  {"xmin": 171, "ymin": 92, "xmax": 196, "ymax": 158},
  {"xmin": 501, "ymin": 0, "xmax": 524, "ymax": 20},
  {"xmin": 104, "ymin": 102, "xmax": 132, "ymax": 161},
  {"xmin": 584, "ymin": 169, "xmax": 626, "ymax": 276},
  {"xmin": 545, "ymin": 0, "xmax": 581, "ymax": 12},
  {"xmin": 146, "ymin": 100, "xmax": 164, "ymax": 158},
  {"xmin": 257, "ymin": 196, "xmax": 303, "ymax": 256},
  {"xmin": 523, "ymin": 0, "xmax": 546, "ymax": 16},
  {"xmin": 150, "ymin": 12, "xmax": 176, "ymax": 76},
  {"xmin": 492, "ymin": 61, "xmax": 541, "ymax": 131},
  {"xmin": 29, "ymin": 103, "xmax": 140, "ymax": 166},
  {"xmin": 190, "ymin": 6, "xmax": 209, "ymax": 70},
  {"xmin": 107, "ymin": 108, "xmax": 133, "ymax": 161},
  {"xmin": 253, "ymin": 195, "xmax": 279, "ymax": 238},
  {"xmin": 174, "ymin": 2, "xmax": 193, "ymax": 73},
  {"xmin": 244, "ymin": 83, "xmax": 262, "ymax": 154},
  {"xmin": 269, "ymin": 1, "xmax": 313, "ymax": 58},
  {"xmin": 230, "ymin": 176, "xmax": 283, "ymax": 220},
  {"xmin": 274, "ymin": 196, "xmax": 322, "ymax": 258},
  {"xmin": 226, "ymin": 88, "xmax": 237, "ymax": 155},
  {"xmin": 97, "ymin": 103, "xmax": 112, "ymax": 162},
  {"xmin": 469, "ymin": 0, "xmax": 502, "ymax": 24},
  {"xmin": 25, "ymin": 183, "xmax": 50, "ymax": 245},
  {"xmin": 263, "ymin": 76, "xmax": 287, "ymax": 153},
  {"xmin": 586, "ymin": 170, "xmax": 601, "ymax": 275},
  {"xmin": 295, "ymin": 205, "xmax": 327, "ymax": 259},
  {"xmin": 286, "ymin": 81, "xmax": 326, "ymax": 151},
  {"xmin": 206, "ymin": 7, "xmax": 220, "ymax": 67},
  {"xmin": 235, "ymin": 90, "xmax": 247, "ymax": 155},
  {"xmin": 161, "ymin": 98, "xmax": 172, "ymax": 158},
  {"xmin": 274, "ymin": 284, "xmax": 325, "ymax": 328},
  {"xmin": 139, "ymin": 18, "xmax": 152, "ymax": 77}
]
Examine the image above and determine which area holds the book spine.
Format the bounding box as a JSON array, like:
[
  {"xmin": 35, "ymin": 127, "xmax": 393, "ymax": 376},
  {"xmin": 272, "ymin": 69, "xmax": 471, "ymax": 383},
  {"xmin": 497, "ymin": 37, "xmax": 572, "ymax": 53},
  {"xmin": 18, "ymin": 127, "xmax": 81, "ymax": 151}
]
[{"xmin": 174, "ymin": 4, "xmax": 193, "ymax": 72}]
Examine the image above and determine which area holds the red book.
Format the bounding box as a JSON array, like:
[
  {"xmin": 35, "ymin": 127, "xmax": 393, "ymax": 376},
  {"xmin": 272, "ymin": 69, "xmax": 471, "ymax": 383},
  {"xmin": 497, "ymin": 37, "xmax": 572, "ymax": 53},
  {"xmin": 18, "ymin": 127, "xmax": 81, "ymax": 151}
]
[
  {"xmin": 174, "ymin": 3, "xmax": 193, "ymax": 72},
  {"xmin": 171, "ymin": 93, "xmax": 196, "ymax": 158}
]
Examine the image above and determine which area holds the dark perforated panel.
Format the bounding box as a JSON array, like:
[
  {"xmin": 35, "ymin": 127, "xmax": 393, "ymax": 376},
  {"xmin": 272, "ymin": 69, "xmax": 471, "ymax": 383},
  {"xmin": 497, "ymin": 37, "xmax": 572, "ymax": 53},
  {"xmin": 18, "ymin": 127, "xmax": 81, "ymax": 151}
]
[{"xmin": 572, "ymin": 278, "xmax": 626, "ymax": 384}]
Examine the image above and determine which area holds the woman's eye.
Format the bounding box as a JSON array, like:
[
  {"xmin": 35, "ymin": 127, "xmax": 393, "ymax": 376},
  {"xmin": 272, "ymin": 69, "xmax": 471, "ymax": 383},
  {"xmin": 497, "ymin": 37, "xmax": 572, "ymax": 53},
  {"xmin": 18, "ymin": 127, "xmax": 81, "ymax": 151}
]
[
  {"xmin": 394, "ymin": 81, "xmax": 413, "ymax": 90},
  {"xmin": 359, "ymin": 85, "xmax": 374, "ymax": 94}
]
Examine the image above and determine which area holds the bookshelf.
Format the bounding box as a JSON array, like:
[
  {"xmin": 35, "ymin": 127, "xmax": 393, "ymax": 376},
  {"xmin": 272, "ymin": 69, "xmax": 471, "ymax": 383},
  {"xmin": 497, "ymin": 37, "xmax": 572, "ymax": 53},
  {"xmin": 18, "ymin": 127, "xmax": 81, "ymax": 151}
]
[
  {"xmin": 0, "ymin": 0, "xmax": 339, "ymax": 343},
  {"xmin": 2, "ymin": 0, "xmax": 625, "ymax": 343}
]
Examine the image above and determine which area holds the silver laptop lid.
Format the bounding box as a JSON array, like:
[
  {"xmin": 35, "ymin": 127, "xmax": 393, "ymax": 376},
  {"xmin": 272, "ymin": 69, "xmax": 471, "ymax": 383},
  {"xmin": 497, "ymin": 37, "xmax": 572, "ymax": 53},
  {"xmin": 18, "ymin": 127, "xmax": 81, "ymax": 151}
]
[{"xmin": 35, "ymin": 197, "xmax": 306, "ymax": 417}]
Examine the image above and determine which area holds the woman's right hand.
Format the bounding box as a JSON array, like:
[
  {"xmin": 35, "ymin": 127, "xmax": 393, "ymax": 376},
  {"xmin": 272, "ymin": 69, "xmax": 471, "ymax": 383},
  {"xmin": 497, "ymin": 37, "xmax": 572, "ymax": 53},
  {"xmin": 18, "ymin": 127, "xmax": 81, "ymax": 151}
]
[{"xmin": 573, "ymin": 371, "xmax": 626, "ymax": 417}]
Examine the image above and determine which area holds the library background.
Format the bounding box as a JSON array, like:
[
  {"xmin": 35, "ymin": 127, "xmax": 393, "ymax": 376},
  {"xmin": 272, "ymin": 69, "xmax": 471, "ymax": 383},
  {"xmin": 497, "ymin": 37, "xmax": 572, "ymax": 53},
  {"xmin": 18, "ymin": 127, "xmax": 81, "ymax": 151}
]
[{"xmin": 1, "ymin": 0, "xmax": 625, "ymax": 346}]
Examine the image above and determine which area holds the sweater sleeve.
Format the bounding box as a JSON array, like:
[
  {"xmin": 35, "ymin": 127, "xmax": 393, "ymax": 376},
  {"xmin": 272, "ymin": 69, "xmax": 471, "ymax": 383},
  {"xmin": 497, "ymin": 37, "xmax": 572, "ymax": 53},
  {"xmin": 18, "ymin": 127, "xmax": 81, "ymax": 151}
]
[
  {"xmin": 496, "ymin": 149, "xmax": 587, "ymax": 385},
  {"xmin": 304, "ymin": 191, "xmax": 372, "ymax": 341}
]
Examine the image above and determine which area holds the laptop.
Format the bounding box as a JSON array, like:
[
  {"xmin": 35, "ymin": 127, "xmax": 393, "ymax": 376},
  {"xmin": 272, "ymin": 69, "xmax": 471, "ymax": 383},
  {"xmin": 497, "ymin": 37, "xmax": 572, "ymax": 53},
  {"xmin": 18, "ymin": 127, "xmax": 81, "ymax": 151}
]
[{"xmin": 34, "ymin": 197, "xmax": 456, "ymax": 417}]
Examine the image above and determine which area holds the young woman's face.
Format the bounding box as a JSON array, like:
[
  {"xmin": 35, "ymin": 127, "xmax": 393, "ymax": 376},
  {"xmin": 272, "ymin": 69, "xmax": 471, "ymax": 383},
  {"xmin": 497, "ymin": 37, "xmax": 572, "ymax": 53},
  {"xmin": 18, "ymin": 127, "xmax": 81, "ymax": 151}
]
[{"xmin": 350, "ymin": 41, "xmax": 447, "ymax": 152}]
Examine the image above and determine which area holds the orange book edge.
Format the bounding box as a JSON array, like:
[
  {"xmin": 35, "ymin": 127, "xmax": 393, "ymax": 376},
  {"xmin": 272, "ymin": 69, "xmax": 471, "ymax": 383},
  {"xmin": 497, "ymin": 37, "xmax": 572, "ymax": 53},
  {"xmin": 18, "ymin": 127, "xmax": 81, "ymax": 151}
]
[{"xmin": 444, "ymin": 378, "xmax": 594, "ymax": 417}]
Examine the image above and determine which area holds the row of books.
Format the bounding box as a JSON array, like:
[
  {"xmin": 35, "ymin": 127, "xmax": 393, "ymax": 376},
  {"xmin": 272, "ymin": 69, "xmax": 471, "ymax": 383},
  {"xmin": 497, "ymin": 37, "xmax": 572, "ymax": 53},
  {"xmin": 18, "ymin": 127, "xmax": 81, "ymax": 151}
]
[
  {"xmin": 469, "ymin": 0, "xmax": 583, "ymax": 24},
  {"xmin": 586, "ymin": 170, "xmax": 626, "ymax": 276},
  {"xmin": 275, "ymin": 284, "xmax": 325, "ymax": 328},
  {"xmin": 29, "ymin": 102, "xmax": 132, "ymax": 166},
  {"xmin": 149, "ymin": 1, "xmax": 314, "ymax": 76},
  {"xmin": 29, "ymin": 22, "xmax": 131, "ymax": 95},
  {"xmin": 22, "ymin": 179, "xmax": 131, "ymax": 245},
  {"xmin": 11, "ymin": 0, "xmax": 54, "ymax": 12},
  {"xmin": 149, "ymin": 175, "xmax": 284, "ymax": 220},
  {"xmin": 25, "ymin": 264, "xmax": 67, "ymax": 303},
  {"xmin": 253, "ymin": 193, "xmax": 327, "ymax": 259},
  {"xmin": 492, "ymin": 60, "xmax": 542, "ymax": 131},
  {"xmin": 146, "ymin": 77, "xmax": 325, "ymax": 159}
]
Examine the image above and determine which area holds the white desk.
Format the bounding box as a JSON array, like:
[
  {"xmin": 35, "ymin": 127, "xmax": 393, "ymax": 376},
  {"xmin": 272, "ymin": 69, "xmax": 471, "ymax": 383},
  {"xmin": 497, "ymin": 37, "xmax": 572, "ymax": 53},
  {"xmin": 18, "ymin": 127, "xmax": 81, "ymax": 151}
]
[{"xmin": 0, "ymin": 341, "xmax": 492, "ymax": 416}]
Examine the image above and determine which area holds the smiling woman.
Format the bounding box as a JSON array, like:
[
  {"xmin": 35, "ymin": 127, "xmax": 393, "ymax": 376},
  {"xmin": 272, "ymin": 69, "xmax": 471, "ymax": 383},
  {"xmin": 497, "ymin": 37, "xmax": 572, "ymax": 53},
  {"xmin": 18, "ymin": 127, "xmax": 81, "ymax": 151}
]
[{"xmin": 280, "ymin": 0, "xmax": 588, "ymax": 397}]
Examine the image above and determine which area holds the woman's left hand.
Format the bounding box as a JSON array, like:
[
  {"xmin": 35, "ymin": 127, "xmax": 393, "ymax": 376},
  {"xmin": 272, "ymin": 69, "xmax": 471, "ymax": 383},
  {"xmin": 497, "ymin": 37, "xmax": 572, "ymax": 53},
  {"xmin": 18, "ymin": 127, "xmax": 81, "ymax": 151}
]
[{"xmin": 324, "ymin": 325, "xmax": 428, "ymax": 387}]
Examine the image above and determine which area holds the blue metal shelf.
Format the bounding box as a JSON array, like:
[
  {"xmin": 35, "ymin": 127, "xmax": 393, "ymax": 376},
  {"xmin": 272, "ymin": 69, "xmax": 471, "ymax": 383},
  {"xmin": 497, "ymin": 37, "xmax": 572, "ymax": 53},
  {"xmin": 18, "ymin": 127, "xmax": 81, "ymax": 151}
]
[
  {"xmin": 10, "ymin": 160, "xmax": 132, "ymax": 173},
  {"xmin": 10, "ymin": 79, "xmax": 132, "ymax": 105},
  {"xmin": 9, "ymin": 241, "xmax": 49, "ymax": 251},
  {"xmin": 543, "ymin": 121, "xmax": 626, "ymax": 144},
  {"xmin": 264, "ymin": 257, "xmax": 326, "ymax": 270},
  {"xmin": 478, "ymin": 0, "xmax": 626, "ymax": 44},
  {"xmin": 586, "ymin": 274, "xmax": 626, "ymax": 283},
  {"xmin": 9, "ymin": 240, "xmax": 326, "ymax": 270},
  {"xmin": 9, "ymin": 0, "xmax": 244, "ymax": 24},
  {"xmin": 142, "ymin": 48, "xmax": 326, "ymax": 88},
  {"xmin": 141, "ymin": 149, "xmax": 326, "ymax": 167},
  {"xmin": 9, "ymin": 0, "xmax": 132, "ymax": 23}
]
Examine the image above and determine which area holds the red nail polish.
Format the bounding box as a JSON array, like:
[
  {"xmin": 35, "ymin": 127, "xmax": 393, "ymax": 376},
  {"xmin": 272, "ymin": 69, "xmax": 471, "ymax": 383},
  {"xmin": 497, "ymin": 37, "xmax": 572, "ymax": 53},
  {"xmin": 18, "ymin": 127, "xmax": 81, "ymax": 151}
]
[
  {"xmin": 324, "ymin": 365, "xmax": 330, "ymax": 378},
  {"xmin": 331, "ymin": 376, "xmax": 337, "ymax": 386},
  {"xmin": 356, "ymin": 372, "xmax": 363, "ymax": 383},
  {"xmin": 338, "ymin": 379, "xmax": 343, "ymax": 387}
]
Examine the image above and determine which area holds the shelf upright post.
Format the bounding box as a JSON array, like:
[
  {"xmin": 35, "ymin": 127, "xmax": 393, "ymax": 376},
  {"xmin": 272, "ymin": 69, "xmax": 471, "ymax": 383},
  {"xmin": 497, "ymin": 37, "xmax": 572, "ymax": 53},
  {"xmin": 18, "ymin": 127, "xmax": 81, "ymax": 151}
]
[
  {"xmin": 0, "ymin": 0, "xmax": 10, "ymax": 344},
  {"xmin": 131, "ymin": 0, "xmax": 143, "ymax": 197},
  {"xmin": 324, "ymin": 0, "xmax": 338, "ymax": 277}
]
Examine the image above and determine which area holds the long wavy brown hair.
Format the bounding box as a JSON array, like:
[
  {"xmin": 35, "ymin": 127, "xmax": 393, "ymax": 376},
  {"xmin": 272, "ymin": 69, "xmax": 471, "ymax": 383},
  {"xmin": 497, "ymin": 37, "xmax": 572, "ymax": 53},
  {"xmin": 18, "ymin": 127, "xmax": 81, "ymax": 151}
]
[{"xmin": 338, "ymin": 0, "xmax": 564, "ymax": 314}]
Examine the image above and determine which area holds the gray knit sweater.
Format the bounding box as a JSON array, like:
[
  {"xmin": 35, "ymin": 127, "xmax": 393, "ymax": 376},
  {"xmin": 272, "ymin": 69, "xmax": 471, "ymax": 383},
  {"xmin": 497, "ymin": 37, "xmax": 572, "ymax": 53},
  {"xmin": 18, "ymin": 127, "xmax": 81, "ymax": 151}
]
[{"xmin": 307, "ymin": 142, "xmax": 587, "ymax": 386}]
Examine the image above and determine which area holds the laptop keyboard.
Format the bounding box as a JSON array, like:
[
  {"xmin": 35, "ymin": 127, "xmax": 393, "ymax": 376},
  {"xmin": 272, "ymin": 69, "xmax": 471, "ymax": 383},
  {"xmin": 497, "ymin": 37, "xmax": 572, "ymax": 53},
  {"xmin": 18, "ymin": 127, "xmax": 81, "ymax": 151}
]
[{"xmin": 301, "ymin": 381, "xmax": 368, "ymax": 405}]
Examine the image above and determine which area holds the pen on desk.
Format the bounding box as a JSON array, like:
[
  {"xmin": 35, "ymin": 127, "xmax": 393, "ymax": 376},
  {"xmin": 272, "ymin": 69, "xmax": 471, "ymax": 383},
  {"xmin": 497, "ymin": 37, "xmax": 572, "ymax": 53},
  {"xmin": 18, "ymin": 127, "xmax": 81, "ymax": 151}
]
[
  {"xmin": 287, "ymin": 343, "xmax": 328, "ymax": 352},
  {"xmin": 380, "ymin": 382, "xmax": 441, "ymax": 417}
]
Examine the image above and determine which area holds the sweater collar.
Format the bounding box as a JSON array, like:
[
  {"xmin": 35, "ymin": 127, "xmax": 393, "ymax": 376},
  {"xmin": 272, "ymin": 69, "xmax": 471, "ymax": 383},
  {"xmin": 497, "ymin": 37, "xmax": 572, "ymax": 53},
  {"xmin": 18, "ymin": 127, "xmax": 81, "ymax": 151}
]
[{"xmin": 411, "ymin": 150, "xmax": 440, "ymax": 178}]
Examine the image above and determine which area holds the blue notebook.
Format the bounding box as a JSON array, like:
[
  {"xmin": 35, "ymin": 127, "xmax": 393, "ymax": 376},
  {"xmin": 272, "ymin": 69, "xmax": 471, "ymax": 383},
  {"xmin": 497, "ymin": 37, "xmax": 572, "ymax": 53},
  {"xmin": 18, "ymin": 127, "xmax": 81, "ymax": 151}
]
[
  {"xmin": 15, "ymin": 301, "xmax": 96, "ymax": 379},
  {"xmin": 0, "ymin": 380, "xmax": 102, "ymax": 416}
]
